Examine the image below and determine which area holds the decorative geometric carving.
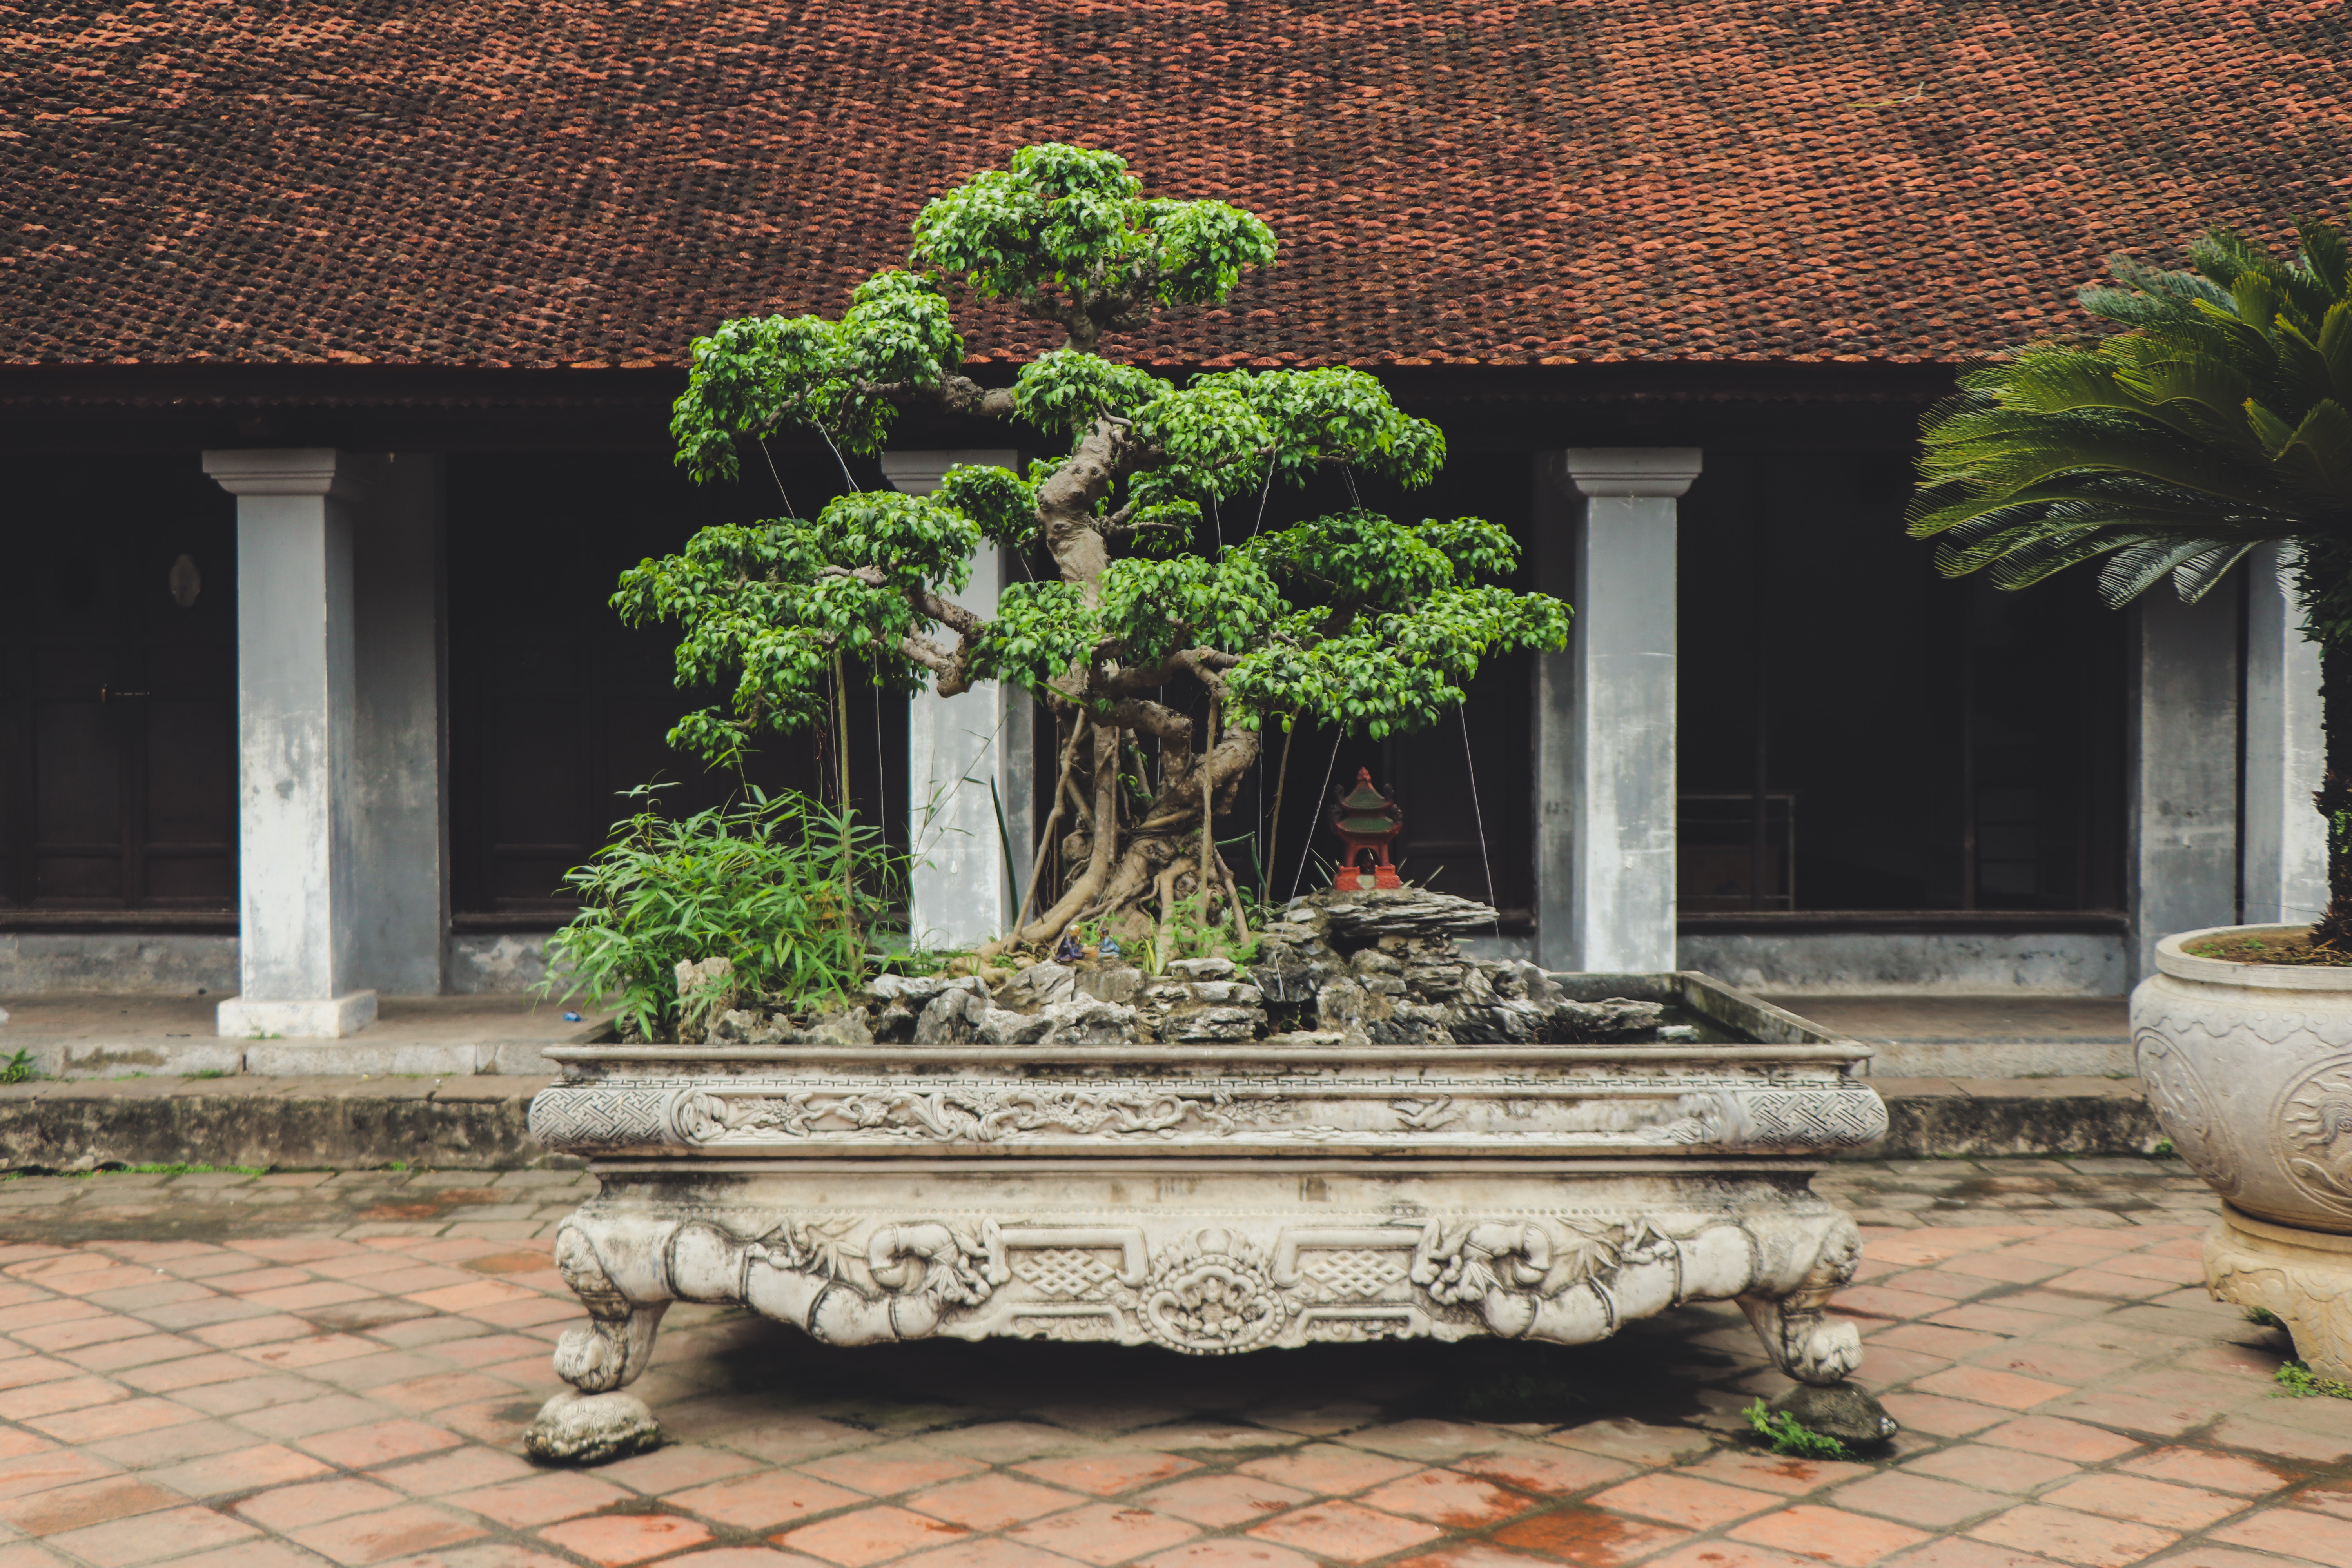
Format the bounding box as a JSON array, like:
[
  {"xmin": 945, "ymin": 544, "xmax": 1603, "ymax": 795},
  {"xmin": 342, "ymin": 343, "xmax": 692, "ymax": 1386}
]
[
  {"xmin": 1738, "ymin": 1089, "xmax": 1886, "ymax": 1146},
  {"xmin": 525, "ymin": 1087, "xmax": 672, "ymax": 1148},
  {"xmin": 1296, "ymin": 1249, "xmax": 1411, "ymax": 1301},
  {"xmin": 1013, "ymin": 1249, "xmax": 1120, "ymax": 1302}
]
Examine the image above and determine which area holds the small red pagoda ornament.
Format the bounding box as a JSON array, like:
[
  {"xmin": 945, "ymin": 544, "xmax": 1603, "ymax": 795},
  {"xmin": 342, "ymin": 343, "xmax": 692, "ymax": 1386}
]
[{"xmin": 1330, "ymin": 768, "xmax": 1403, "ymax": 891}]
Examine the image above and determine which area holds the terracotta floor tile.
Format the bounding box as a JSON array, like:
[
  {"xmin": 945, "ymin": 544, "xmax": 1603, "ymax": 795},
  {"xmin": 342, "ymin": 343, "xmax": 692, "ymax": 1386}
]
[
  {"xmin": 2203, "ymin": 1414, "xmax": 2352, "ymax": 1464},
  {"xmin": 1730, "ymin": 1504, "xmax": 1930, "ymax": 1566},
  {"xmin": 1898, "ymin": 1445, "xmax": 2078, "ymax": 1495},
  {"xmin": 228, "ymin": 1392, "xmax": 392, "ymax": 1438},
  {"xmin": 1832, "ymin": 1472, "xmax": 2006, "ymax": 1529},
  {"xmin": 1964, "ymin": 1503, "xmax": 2178, "ymax": 1568},
  {"xmin": 581, "ymin": 1443, "xmax": 765, "ymax": 1494},
  {"xmin": 1131, "ymin": 1473, "xmax": 1312, "ymax": 1528},
  {"xmin": 1247, "ymin": 1501, "xmax": 1444, "ymax": 1564},
  {"xmin": 1639, "ymin": 1544, "xmax": 1828, "ymax": 1568},
  {"xmin": 2210, "ymin": 1503, "xmax": 2352, "ymax": 1561},
  {"xmin": 143, "ymin": 1442, "xmax": 331, "ymax": 1499},
  {"xmin": 0, "ymin": 1476, "xmax": 179, "ymax": 1536},
  {"xmin": 1393, "ymin": 1548, "xmax": 1598, "ymax": 1568},
  {"xmin": 799, "ymin": 1446, "xmax": 988, "ymax": 1500},
  {"xmin": 64, "ymin": 1336, "xmax": 207, "ymax": 1375},
  {"xmin": 1457, "ymin": 1446, "xmax": 1635, "ymax": 1498},
  {"xmin": 1355, "ymin": 1469, "xmax": 1536, "ymax": 1527},
  {"xmin": 1871, "ymin": 1325, "xmax": 2004, "ymax": 1361},
  {"xmin": 288, "ymin": 1500, "xmax": 489, "ymax": 1565},
  {"xmin": 776, "ymin": 1504, "xmax": 971, "ymax": 1566},
  {"xmin": 0, "ymin": 1448, "xmax": 134, "ymax": 1504},
  {"xmin": 1909, "ymin": 1369, "xmax": 2071, "ymax": 1413},
  {"xmin": 1973, "ymin": 1418, "xmax": 2138, "ymax": 1465},
  {"xmin": 1546, "ymin": 1420, "xmax": 1716, "ymax": 1468},
  {"xmin": 1490, "ymin": 1504, "xmax": 1688, "ymax": 1566},
  {"xmin": 235, "ymin": 1475, "xmax": 406, "ymax": 1530},
  {"xmin": 1134, "ymin": 1544, "xmax": 1321, "ymax": 1568},
  {"xmin": 295, "ymin": 1418, "xmax": 460, "ymax": 1468},
  {"xmin": 2036, "ymin": 1472, "xmax": 2243, "ymax": 1530},
  {"xmin": 1878, "ymin": 1395, "xmax": 2009, "ymax": 1439},
  {"xmin": 119, "ymin": 1356, "xmax": 258, "ymax": 1394},
  {"xmin": 898, "ymin": 1541, "xmax": 1097, "ymax": 1568},
  {"xmin": 669, "ymin": 1470, "xmax": 871, "ymax": 1531},
  {"xmin": 0, "ymin": 1376, "xmax": 129, "ymax": 1422},
  {"xmin": 2288, "ymin": 1477, "xmax": 2352, "ymax": 1519},
  {"xmin": 1679, "ymin": 1450, "xmax": 1870, "ymax": 1497},
  {"xmin": 526, "ymin": 1513, "xmax": 714, "ymax": 1567},
  {"xmin": 445, "ymin": 1470, "xmax": 632, "ymax": 1528},
  {"xmin": 662, "ymin": 1551, "xmax": 839, "ymax": 1568},
  {"xmin": 909, "ymin": 1474, "xmax": 1080, "ymax": 1531},
  {"xmin": 2117, "ymin": 1448, "xmax": 2277, "ymax": 1495},
  {"xmin": 1585, "ymin": 1473, "xmax": 1777, "ymax": 1530},
  {"xmin": 1015, "ymin": 1454, "xmax": 1199, "ymax": 1499},
  {"xmin": 366, "ymin": 1444, "xmax": 536, "ymax": 1497},
  {"xmin": 20, "ymin": 1397, "xmax": 193, "ymax": 1445},
  {"xmin": 1872, "ymin": 1539, "xmax": 2077, "ymax": 1568},
  {"xmin": 1339, "ymin": 1421, "xmax": 1517, "ymax": 1463},
  {"xmin": 1235, "ymin": 1443, "xmax": 1419, "ymax": 1495},
  {"xmin": 47, "ymin": 1502, "xmax": 255, "ymax": 1567},
  {"xmin": 1011, "ymin": 1502, "xmax": 1200, "ymax": 1564}
]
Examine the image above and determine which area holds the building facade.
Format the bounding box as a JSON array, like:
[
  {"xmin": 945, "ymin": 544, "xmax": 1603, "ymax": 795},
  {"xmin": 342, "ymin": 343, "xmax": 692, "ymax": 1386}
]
[{"xmin": 4, "ymin": 1, "xmax": 2345, "ymax": 1036}]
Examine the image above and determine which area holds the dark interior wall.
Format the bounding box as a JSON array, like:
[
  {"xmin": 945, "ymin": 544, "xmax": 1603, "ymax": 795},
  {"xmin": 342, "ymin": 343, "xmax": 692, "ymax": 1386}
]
[
  {"xmin": 0, "ymin": 455, "xmax": 238, "ymax": 911},
  {"xmin": 1677, "ymin": 449, "xmax": 2126, "ymax": 913},
  {"xmin": 445, "ymin": 450, "xmax": 906, "ymax": 914}
]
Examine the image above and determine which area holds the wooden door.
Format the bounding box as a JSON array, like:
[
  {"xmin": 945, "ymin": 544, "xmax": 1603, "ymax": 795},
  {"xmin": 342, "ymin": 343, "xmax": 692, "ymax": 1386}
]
[{"xmin": 2, "ymin": 458, "xmax": 238, "ymax": 911}]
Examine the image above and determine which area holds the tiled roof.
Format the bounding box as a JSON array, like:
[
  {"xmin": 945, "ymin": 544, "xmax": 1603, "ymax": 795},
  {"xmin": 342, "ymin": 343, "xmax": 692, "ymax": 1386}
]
[{"xmin": 5, "ymin": 1, "xmax": 2349, "ymax": 370}]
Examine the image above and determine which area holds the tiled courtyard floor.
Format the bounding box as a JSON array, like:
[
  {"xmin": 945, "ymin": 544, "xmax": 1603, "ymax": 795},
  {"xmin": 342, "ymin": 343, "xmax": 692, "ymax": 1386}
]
[{"xmin": 0, "ymin": 1158, "xmax": 2346, "ymax": 1568}]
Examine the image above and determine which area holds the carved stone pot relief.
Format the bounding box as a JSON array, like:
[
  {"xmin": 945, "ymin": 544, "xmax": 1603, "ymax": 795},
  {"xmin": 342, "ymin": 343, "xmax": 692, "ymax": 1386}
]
[{"xmin": 2133, "ymin": 925, "xmax": 2352, "ymax": 1233}]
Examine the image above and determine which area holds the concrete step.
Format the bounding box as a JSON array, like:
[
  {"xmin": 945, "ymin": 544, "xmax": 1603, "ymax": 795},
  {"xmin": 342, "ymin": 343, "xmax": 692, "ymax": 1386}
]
[{"xmin": 0, "ymin": 1073, "xmax": 2163, "ymax": 1171}]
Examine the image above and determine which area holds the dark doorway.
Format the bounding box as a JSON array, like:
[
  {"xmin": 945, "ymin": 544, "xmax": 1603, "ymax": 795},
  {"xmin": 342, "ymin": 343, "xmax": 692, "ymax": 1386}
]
[
  {"xmin": 1, "ymin": 457, "xmax": 239, "ymax": 912},
  {"xmin": 445, "ymin": 452, "xmax": 905, "ymax": 918}
]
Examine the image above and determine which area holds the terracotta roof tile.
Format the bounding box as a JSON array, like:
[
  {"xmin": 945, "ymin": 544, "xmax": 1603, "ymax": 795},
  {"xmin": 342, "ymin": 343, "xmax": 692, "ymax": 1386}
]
[{"xmin": 3, "ymin": 0, "xmax": 2348, "ymax": 370}]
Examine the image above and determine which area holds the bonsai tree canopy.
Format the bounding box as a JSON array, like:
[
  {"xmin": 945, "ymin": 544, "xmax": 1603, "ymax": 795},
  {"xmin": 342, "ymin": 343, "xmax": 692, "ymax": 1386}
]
[{"xmin": 621, "ymin": 144, "xmax": 1572, "ymax": 949}]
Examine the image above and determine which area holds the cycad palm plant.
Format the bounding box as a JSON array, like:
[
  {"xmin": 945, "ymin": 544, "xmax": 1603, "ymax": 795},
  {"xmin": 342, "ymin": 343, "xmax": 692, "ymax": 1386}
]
[{"xmin": 1909, "ymin": 218, "xmax": 2352, "ymax": 945}]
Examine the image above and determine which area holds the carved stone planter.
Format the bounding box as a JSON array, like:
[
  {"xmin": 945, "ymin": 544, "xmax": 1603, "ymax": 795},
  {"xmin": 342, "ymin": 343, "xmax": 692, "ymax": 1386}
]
[
  {"xmin": 522, "ymin": 971, "xmax": 1892, "ymax": 1459},
  {"xmin": 2134, "ymin": 924, "xmax": 2352, "ymax": 1378}
]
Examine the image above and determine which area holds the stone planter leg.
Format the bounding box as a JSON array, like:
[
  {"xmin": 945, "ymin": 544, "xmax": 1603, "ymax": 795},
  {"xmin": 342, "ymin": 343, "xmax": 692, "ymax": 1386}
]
[
  {"xmin": 2205, "ymin": 1203, "xmax": 2352, "ymax": 1383},
  {"xmin": 523, "ymin": 1225, "xmax": 673, "ymax": 1462}
]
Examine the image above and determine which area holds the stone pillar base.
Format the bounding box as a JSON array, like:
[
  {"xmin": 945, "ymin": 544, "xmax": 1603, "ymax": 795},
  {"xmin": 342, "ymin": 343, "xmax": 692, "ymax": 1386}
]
[
  {"xmin": 2205, "ymin": 1202, "xmax": 2352, "ymax": 1381},
  {"xmin": 217, "ymin": 992, "xmax": 379, "ymax": 1040}
]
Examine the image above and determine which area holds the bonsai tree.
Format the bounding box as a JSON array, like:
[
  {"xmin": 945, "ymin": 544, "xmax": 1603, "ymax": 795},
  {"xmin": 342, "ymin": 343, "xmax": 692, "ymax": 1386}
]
[
  {"xmin": 1908, "ymin": 216, "xmax": 2352, "ymax": 945},
  {"xmin": 621, "ymin": 144, "xmax": 1571, "ymax": 951}
]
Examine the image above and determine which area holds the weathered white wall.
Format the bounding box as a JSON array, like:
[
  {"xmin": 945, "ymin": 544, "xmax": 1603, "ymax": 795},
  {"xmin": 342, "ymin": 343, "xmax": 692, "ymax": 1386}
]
[
  {"xmin": 0, "ymin": 934, "xmax": 238, "ymax": 995},
  {"xmin": 2129, "ymin": 588, "xmax": 2241, "ymax": 982},
  {"xmin": 881, "ymin": 450, "xmax": 1032, "ymax": 950},
  {"xmin": 349, "ymin": 454, "xmax": 449, "ymax": 994},
  {"xmin": 2242, "ymin": 543, "xmax": 2328, "ymax": 928},
  {"xmin": 1678, "ymin": 929, "xmax": 2127, "ymax": 997}
]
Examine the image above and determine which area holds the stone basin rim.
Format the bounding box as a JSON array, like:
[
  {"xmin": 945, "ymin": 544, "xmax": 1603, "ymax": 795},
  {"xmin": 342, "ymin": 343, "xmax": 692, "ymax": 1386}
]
[
  {"xmin": 2155, "ymin": 922, "xmax": 2352, "ymax": 989},
  {"xmin": 545, "ymin": 1042, "xmax": 1875, "ymax": 1067}
]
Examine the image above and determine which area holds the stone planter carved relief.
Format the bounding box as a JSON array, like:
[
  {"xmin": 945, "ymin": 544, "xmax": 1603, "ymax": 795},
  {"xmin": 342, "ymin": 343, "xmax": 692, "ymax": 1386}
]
[
  {"xmin": 524, "ymin": 944, "xmax": 1892, "ymax": 1459},
  {"xmin": 2134, "ymin": 924, "xmax": 2352, "ymax": 1382}
]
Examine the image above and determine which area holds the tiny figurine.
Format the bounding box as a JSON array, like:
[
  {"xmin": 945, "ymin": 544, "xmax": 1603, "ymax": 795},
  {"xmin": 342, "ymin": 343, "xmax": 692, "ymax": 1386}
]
[
  {"xmin": 1330, "ymin": 767, "xmax": 1404, "ymax": 891},
  {"xmin": 1054, "ymin": 932, "xmax": 1087, "ymax": 964},
  {"xmin": 1097, "ymin": 935, "xmax": 1122, "ymax": 959}
]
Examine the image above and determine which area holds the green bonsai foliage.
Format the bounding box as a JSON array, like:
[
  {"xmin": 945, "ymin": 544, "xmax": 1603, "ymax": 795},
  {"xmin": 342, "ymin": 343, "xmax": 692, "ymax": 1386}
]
[
  {"xmin": 624, "ymin": 144, "xmax": 1572, "ymax": 948},
  {"xmin": 1909, "ymin": 216, "xmax": 2352, "ymax": 941}
]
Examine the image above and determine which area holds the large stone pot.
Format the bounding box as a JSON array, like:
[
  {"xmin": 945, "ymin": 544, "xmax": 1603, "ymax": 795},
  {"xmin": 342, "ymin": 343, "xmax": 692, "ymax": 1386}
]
[
  {"xmin": 2133, "ymin": 923, "xmax": 2352, "ymax": 1376},
  {"xmin": 520, "ymin": 969, "xmax": 1897, "ymax": 1461}
]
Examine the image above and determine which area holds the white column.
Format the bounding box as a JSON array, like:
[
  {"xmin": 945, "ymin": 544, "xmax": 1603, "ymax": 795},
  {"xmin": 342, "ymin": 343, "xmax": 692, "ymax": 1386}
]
[
  {"xmin": 2242, "ymin": 544, "xmax": 2326, "ymax": 927},
  {"xmin": 2129, "ymin": 588, "xmax": 2240, "ymax": 982},
  {"xmin": 1547, "ymin": 448, "xmax": 1702, "ymax": 973},
  {"xmin": 204, "ymin": 450, "xmax": 375, "ymax": 1037},
  {"xmin": 879, "ymin": 450, "xmax": 1029, "ymax": 949}
]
